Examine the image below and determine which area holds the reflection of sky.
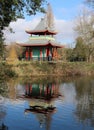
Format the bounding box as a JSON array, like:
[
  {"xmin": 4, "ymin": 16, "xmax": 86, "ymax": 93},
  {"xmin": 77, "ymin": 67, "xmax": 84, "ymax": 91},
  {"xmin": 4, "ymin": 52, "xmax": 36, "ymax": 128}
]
[
  {"xmin": 1, "ymin": 81, "xmax": 94, "ymax": 130},
  {"xmin": 53, "ymin": 83, "xmax": 77, "ymax": 130},
  {"xmin": 59, "ymin": 83, "xmax": 76, "ymax": 104},
  {"xmin": 4, "ymin": 101, "xmax": 34, "ymax": 130},
  {"xmin": 16, "ymin": 84, "xmax": 25, "ymax": 96},
  {"xmin": 51, "ymin": 84, "xmax": 76, "ymax": 130}
]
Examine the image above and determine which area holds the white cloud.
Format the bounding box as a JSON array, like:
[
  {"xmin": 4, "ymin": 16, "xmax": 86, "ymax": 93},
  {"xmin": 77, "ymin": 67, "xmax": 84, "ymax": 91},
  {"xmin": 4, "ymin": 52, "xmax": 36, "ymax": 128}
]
[
  {"xmin": 4, "ymin": 17, "xmax": 76, "ymax": 45},
  {"xmin": 4, "ymin": 18, "xmax": 39, "ymax": 44},
  {"xmin": 55, "ymin": 19, "xmax": 76, "ymax": 43}
]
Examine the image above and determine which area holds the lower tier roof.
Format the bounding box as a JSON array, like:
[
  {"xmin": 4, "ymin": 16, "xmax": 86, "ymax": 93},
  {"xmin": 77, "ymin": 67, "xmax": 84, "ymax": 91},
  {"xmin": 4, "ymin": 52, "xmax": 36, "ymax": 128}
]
[{"xmin": 17, "ymin": 36, "xmax": 63, "ymax": 48}]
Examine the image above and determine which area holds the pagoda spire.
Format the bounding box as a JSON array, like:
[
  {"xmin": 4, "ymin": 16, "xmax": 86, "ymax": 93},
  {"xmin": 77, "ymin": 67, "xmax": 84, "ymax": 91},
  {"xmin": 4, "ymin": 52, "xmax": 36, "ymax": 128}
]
[{"xmin": 25, "ymin": 3, "xmax": 57, "ymax": 35}]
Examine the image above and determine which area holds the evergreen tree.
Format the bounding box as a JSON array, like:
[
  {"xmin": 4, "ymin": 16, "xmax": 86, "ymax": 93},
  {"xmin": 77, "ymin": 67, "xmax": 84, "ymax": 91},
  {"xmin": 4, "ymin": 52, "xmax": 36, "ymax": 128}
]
[
  {"xmin": 73, "ymin": 37, "xmax": 87, "ymax": 61},
  {"xmin": 66, "ymin": 48, "xmax": 74, "ymax": 61}
]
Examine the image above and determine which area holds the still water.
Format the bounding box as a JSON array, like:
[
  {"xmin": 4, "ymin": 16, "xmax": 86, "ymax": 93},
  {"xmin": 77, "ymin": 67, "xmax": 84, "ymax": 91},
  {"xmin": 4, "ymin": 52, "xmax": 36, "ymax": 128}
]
[{"xmin": 0, "ymin": 76, "xmax": 94, "ymax": 130}]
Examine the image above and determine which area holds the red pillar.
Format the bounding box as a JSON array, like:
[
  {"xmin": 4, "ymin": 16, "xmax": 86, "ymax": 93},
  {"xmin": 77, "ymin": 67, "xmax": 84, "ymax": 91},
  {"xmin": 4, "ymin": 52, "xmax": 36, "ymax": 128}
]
[
  {"xmin": 47, "ymin": 48, "xmax": 49, "ymax": 56},
  {"xmin": 30, "ymin": 85, "xmax": 32, "ymax": 93},
  {"xmin": 25, "ymin": 47, "xmax": 29, "ymax": 60}
]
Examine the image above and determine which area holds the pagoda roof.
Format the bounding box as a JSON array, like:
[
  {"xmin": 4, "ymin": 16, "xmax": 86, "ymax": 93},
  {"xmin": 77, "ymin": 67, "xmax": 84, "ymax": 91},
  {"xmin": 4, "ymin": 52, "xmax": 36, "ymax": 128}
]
[
  {"xmin": 26, "ymin": 17, "xmax": 57, "ymax": 35},
  {"xmin": 17, "ymin": 36, "xmax": 63, "ymax": 48}
]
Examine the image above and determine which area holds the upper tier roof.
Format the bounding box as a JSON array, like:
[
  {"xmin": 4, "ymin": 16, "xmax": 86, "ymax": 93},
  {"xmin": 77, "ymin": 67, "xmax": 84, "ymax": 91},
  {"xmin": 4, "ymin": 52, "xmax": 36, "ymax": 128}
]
[
  {"xmin": 26, "ymin": 18, "xmax": 57, "ymax": 35},
  {"xmin": 26, "ymin": 4, "xmax": 57, "ymax": 35}
]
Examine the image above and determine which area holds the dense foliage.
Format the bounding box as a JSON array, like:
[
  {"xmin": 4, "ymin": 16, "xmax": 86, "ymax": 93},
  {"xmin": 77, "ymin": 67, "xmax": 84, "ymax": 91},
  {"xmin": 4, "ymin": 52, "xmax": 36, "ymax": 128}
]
[
  {"xmin": 72, "ymin": 37, "xmax": 87, "ymax": 61},
  {"xmin": 0, "ymin": 0, "xmax": 46, "ymax": 57},
  {"xmin": 0, "ymin": 62, "xmax": 17, "ymax": 79}
]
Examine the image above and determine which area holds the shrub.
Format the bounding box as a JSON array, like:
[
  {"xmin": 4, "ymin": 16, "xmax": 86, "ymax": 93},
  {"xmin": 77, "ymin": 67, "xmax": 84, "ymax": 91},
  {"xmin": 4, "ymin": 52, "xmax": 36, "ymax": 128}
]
[{"xmin": 0, "ymin": 62, "xmax": 17, "ymax": 79}]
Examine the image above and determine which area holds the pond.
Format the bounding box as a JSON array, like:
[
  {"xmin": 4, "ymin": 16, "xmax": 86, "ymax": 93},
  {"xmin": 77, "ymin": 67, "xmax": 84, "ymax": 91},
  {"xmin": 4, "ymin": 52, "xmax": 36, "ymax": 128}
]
[{"xmin": 0, "ymin": 76, "xmax": 94, "ymax": 130}]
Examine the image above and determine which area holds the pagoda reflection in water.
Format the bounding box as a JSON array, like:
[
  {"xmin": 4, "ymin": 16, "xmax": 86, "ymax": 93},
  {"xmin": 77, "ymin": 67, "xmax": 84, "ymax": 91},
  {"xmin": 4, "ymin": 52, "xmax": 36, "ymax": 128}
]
[
  {"xmin": 25, "ymin": 83, "xmax": 61, "ymax": 100},
  {"xmin": 24, "ymin": 83, "xmax": 62, "ymax": 129}
]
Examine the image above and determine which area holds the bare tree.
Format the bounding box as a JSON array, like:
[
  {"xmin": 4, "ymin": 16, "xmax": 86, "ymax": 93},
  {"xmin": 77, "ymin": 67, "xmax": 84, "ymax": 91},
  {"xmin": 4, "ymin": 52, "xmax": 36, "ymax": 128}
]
[
  {"xmin": 85, "ymin": 0, "xmax": 94, "ymax": 7},
  {"xmin": 45, "ymin": 3, "xmax": 55, "ymax": 30},
  {"xmin": 74, "ymin": 8, "xmax": 94, "ymax": 62}
]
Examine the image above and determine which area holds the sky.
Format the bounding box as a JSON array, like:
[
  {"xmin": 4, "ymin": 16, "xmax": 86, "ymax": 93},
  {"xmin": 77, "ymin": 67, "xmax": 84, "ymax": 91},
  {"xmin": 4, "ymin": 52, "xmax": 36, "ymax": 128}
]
[{"xmin": 4, "ymin": 0, "xmax": 85, "ymax": 46}]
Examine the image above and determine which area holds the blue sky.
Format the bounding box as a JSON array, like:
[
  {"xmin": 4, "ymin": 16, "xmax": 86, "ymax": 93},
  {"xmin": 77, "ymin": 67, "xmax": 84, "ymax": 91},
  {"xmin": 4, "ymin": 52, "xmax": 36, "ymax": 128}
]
[
  {"xmin": 4, "ymin": 0, "xmax": 86, "ymax": 45},
  {"xmin": 28, "ymin": 0, "xmax": 84, "ymax": 20},
  {"xmin": 47, "ymin": 0, "xmax": 84, "ymax": 19}
]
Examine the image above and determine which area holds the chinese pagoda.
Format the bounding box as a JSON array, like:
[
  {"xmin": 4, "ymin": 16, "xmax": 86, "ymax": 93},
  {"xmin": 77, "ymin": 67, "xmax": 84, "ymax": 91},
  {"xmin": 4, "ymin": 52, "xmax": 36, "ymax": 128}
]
[{"xmin": 18, "ymin": 4, "xmax": 62, "ymax": 61}]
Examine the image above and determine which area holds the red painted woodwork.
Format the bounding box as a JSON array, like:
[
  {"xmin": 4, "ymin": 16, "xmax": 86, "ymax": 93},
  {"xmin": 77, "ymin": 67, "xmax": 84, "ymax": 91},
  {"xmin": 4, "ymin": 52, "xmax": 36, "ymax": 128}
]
[
  {"xmin": 47, "ymin": 48, "xmax": 49, "ymax": 56},
  {"xmin": 30, "ymin": 85, "xmax": 32, "ymax": 93},
  {"xmin": 26, "ymin": 51, "xmax": 29, "ymax": 60},
  {"xmin": 30, "ymin": 48, "xmax": 32, "ymax": 58}
]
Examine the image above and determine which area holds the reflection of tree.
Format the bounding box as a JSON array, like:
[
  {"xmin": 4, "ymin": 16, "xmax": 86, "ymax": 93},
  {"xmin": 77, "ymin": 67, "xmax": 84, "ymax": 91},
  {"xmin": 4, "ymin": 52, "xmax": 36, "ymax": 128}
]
[
  {"xmin": 0, "ymin": 79, "xmax": 8, "ymax": 129},
  {"xmin": 0, "ymin": 108, "xmax": 6, "ymax": 121},
  {"xmin": 75, "ymin": 77, "xmax": 94, "ymax": 126},
  {"xmin": 0, "ymin": 106, "xmax": 8, "ymax": 130},
  {"xmin": 0, "ymin": 80, "xmax": 8, "ymax": 97},
  {"xmin": 7, "ymin": 79, "xmax": 19, "ymax": 100},
  {"xmin": 0, "ymin": 123, "xmax": 8, "ymax": 130}
]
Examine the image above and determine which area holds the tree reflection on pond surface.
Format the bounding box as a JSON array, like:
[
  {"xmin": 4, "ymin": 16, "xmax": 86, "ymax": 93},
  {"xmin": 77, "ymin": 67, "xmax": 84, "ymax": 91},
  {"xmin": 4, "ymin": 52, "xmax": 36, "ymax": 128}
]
[{"xmin": 0, "ymin": 76, "xmax": 94, "ymax": 130}]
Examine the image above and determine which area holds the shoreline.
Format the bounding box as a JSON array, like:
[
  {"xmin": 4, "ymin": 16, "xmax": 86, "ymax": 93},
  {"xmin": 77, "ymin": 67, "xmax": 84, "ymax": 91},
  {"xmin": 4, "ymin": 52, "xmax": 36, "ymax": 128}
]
[
  {"xmin": 12, "ymin": 61, "xmax": 94, "ymax": 77},
  {"xmin": 1, "ymin": 61, "xmax": 94, "ymax": 82}
]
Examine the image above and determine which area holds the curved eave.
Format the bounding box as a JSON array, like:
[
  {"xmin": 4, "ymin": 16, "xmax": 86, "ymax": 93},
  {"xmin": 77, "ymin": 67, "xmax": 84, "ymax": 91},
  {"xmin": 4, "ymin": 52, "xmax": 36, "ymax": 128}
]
[
  {"xmin": 25, "ymin": 30, "xmax": 57, "ymax": 35},
  {"xmin": 17, "ymin": 43, "xmax": 63, "ymax": 48}
]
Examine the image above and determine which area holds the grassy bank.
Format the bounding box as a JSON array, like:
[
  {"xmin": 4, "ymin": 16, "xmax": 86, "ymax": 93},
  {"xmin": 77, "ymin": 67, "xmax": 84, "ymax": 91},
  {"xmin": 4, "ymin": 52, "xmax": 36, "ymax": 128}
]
[{"xmin": 10, "ymin": 61, "xmax": 94, "ymax": 77}]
